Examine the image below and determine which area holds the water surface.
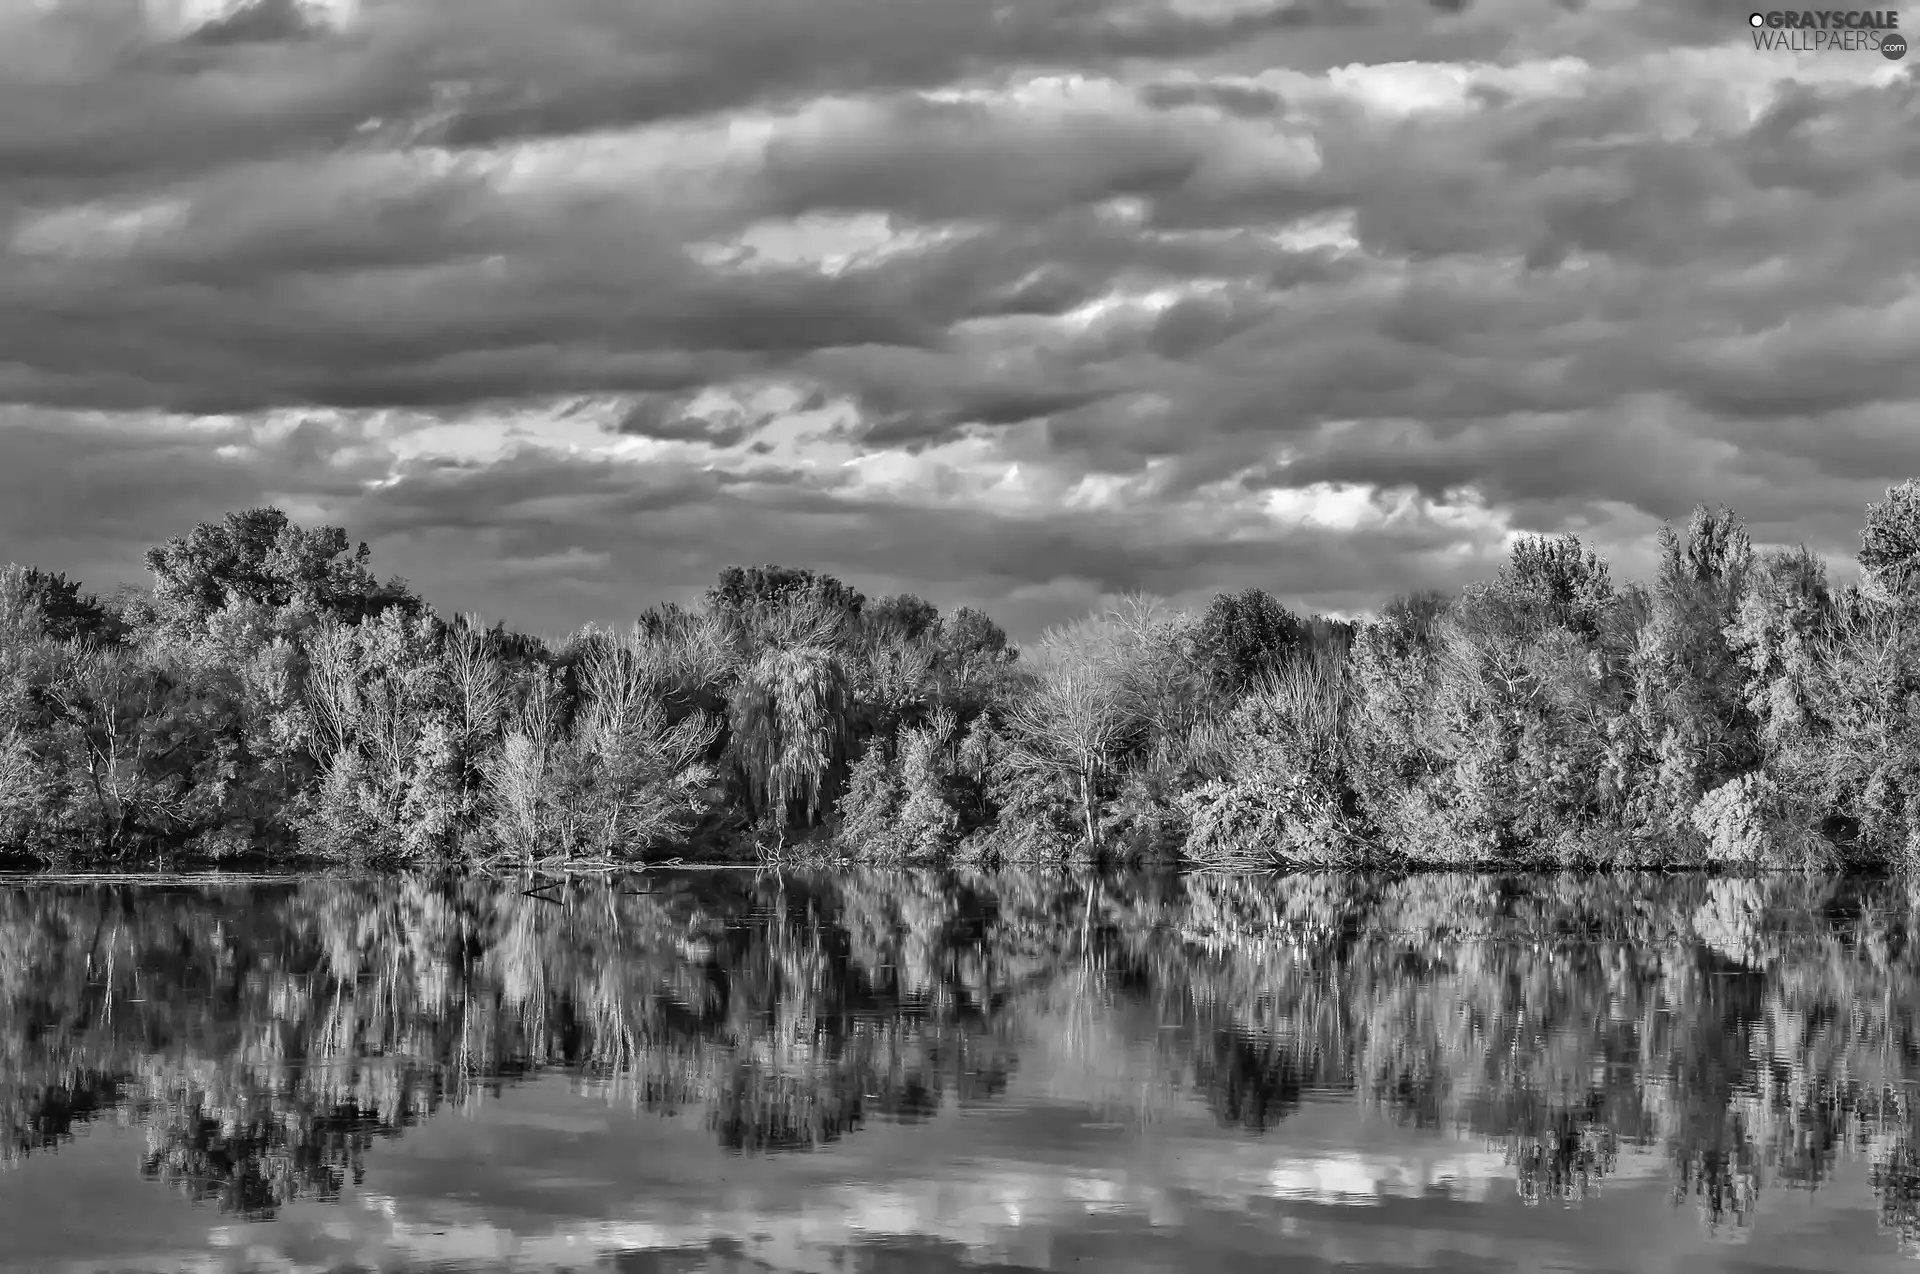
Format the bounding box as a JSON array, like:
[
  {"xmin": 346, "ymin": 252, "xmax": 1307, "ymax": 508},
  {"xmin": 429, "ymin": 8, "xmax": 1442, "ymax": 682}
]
[{"xmin": 1, "ymin": 870, "xmax": 1916, "ymax": 1272}]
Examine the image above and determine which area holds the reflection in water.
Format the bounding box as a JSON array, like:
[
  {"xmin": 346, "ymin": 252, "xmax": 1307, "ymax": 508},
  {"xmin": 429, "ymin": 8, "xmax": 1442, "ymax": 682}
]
[{"xmin": 0, "ymin": 870, "xmax": 1918, "ymax": 1270}]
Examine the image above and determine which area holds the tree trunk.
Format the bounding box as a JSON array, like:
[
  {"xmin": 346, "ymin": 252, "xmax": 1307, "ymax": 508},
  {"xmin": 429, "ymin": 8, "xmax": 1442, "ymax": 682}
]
[
  {"xmin": 1080, "ymin": 768, "xmax": 1097, "ymax": 848},
  {"xmin": 86, "ymin": 748, "xmax": 115, "ymax": 855}
]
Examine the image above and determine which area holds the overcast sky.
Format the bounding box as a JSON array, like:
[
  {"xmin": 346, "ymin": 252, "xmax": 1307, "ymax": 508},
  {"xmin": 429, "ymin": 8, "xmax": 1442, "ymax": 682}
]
[{"xmin": 2, "ymin": 0, "xmax": 1916, "ymax": 637}]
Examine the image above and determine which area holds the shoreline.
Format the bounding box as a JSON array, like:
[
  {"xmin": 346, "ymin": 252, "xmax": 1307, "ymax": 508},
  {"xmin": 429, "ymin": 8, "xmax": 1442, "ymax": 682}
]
[{"xmin": 0, "ymin": 859, "xmax": 1898, "ymax": 882}]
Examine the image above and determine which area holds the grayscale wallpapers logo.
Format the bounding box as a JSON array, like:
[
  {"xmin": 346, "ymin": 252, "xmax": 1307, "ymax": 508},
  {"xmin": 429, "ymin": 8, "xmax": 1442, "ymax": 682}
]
[{"xmin": 1748, "ymin": 10, "xmax": 1907, "ymax": 57}]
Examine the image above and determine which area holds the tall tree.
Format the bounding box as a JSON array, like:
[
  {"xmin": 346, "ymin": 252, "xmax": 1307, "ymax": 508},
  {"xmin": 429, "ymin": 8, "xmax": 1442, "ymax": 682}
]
[
  {"xmin": 1621, "ymin": 505, "xmax": 1759, "ymax": 841},
  {"xmin": 1859, "ymin": 478, "xmax": 1920, "ymax": 604},
  {"xmin": 1726, "ymin": 545, "xmax": 1835, "ymax": 755},
  {"xmin": 0, "ymin": 567, "xmax": 124, "ymax": 645},
  {"xmin": 705, "ymin": 566, "xmax": 865, "ymax": 628},
  {"xmin": 866, "ymin": 593, "xmax": 939, "ymax": 642},
  {"xmin": 933, "ymin": 606, "xmax": 1014, "ymax": 675},
  {"xmin": 998, "ymin": 601, "xmax": 1187, "ymax": 848},
  {"xmin": 730, "ymin": 642, "xmax": 855, "ymax": 831},
  {"xmin": 726, "ymin": 602, "xmax": 857, "ymax": 832},
  {"xmin": 142, "ymin": 508, "xmax": 415, "ymax": 641},
  {"xmin": 1495, "ymin": 533, "xmax": 1615, "ymax": 639},
  {"xmin": 1192, "ymin": 588, "xmax": 1304, "ymax": 696}
]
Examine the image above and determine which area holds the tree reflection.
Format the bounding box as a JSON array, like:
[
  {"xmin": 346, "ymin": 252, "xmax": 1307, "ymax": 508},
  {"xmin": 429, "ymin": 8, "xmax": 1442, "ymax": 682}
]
[{"xmin": 1, "ymin": 871, "xmax": 1919, "ymax": 1255}]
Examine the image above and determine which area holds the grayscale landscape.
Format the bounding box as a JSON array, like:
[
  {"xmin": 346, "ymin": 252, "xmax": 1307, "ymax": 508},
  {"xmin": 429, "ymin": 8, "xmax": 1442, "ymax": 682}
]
[{"xmin": 1, "ymin": 1, "xmax": 1917, "ymax": 1270}]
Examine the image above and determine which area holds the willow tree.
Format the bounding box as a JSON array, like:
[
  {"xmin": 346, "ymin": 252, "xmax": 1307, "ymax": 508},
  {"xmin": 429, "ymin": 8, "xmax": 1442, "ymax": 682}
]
[{"xmin": 729, "ymin": 639, "xmax": 855, "ymax": 830}]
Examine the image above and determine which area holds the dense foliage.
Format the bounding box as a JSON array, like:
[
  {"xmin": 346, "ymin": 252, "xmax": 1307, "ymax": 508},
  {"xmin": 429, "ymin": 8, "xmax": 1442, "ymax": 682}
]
[
  {"xmin": 4, "ymin": 483, "xmax": 1920, "ymax": 867},
  {"xmin": 3, "ymin": 872, "xmax": 1919, "ymax": 1257}
]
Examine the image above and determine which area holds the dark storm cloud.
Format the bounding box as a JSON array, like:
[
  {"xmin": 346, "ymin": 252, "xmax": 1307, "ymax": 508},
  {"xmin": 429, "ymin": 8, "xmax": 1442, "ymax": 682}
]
[
  {"xmin": 798, "ymin": 346, "xmax": 1129, "ymax": 443},
  {"xmin": 3, "ymin": 0, "xmax": 1918, "ymax": 630},
  {"xmin": 976, "ymin": 69, "xmax": 1920, "ymax": 516},
  {"xmin": 0, "ymin": 167, "xmax": 938, "ymax": 413},
  {"xmin": 0, "ymin": 406, "xmax": 1470, "ymax": 634},
  {"xmin": 613, "ymin": 395, "xmax": 760, "ymax": 448},
  {"xmin": 187, "ymin": 0, "xmax": 324, "ymax": 46},
  {"xmin": 1238, "ymin": 409, "xmax": 1748, "ymax": 527},
  {"xmin": 317, "ymin": 444, "xmax": 1498, "ymax": 635},
  {"xmin": 421, "ymin": 0, "xmax": 1379, "ymax": 151},
  {"xmin": 888, "ymin": 205, "xmax": 1362, "ymax": 321},
  {"xmin": 755, "ymin": 96, "xmax": 1227, "ymax": 224},
  {"xmin": 0, "ymin": 0, "xmax": 1370, "ymax": 195},
  {"xmin": 0, "ymin": 78, "xmax": 1343, "ymax": 417},
  {"xmin": 0, "ymin": 435, "xmax": 1453, "ymax": 639},
  {"xmin": 0, "ymin": 405, "xmax": 393, "ymax": 594},
  {"xmin": 1138, "ymin": 79, "xmax": 1290, "ymax": 117}
]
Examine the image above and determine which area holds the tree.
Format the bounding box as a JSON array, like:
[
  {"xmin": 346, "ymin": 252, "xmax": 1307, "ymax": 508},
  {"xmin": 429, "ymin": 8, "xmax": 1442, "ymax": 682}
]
[
  {"xmin": 728, "ymin": 615, "xmax": 856, "ymax": 831},
  {"xmin": 1726, "ymin": 545, "xmax": 1835, "ymax": 755},
  {"xmin": 997, "ymin": 603, "xmax": 1190, "ymax": 849},
  {"xmin": 1, "ymin": 567, "xmax": 123, "ymax": 645},
  {"xmin": 1860, "ymin": 478, "xmax": 1920, "ymax": 604},
  {"xmin": 1001, "ymin": 652, "xmax": 1128, "ymax": 849},
  {"xmin": 1790, "ymin": 601, "xmax": 1920, "ymax": 864},
  {"xmin": 440, "ymin": 615, "xmax": 511, "ymax": 832},
  {"xmin": 142, "ymin": 508, "xmax": 415, "ymax": 641},
  {"xmin": 705, "ymin": 565, "xmax": 865, "ymax": 628},
  {"xmin": 866, "ymin": 593, "xmax": 939, "ymax": 642},
  {"xmin": 848, "ymin": 621, "xmax": 935, "ymax": 760},
  {"xmin": 833, "ymin": 707, "xmax": 960, "ymax": 860},
  {"xmin": 1178, "ymin": 649, "xmax": 1362, "ymax": 866},
  {"xmin": 1101, "ymin": 594, "xmax": 1208, "ymax": 771},
  {"xmin": 37, "ymin": 647, "xmax": 191, "ymax": 855},
  {"xmin": 297, "ymin": 608, "xmax": 453, "ymax": 859},
  {"xmin": 1378, "ymin": 590, "xmax": 1450, "ymax": 647},
  {"xmin": 1495, "ymin": 534, "xmax": 1614, "ymax": 639},
  {"xmin": 935, "ymin": 607, "xmax": 1012, "ymax": 664},
  {"xmin": 484, "ymin": 632, "xmax": 719, "ymax": 859},
  {"xmin": 929, "ymin": 607, "xmax": 1017, "ymax": 719},
  {"xmin": 637, "ymin": 601, "xmax": 699, "ymax": 642},
  {"xmin": 1346, "ymin": 595, "xmax": 1452, "ymax": 852},
  {"xmin": 1192, "ymin": 588, "xmax": 1304, "ymax": 696},
  {"xmin": 1617, "ymin": 505, "xmax": 1759, "ymax": 844},
  {"xmin": 1301, "ymin": 615, "xmax": 1358, "ymax": 659}
]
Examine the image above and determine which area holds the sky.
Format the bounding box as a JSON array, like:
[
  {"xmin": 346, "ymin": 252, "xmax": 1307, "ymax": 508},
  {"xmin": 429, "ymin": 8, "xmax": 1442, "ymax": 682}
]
[{"xmin": 1, "ymin": 0, "xmax": 1917, "ymax": 639}]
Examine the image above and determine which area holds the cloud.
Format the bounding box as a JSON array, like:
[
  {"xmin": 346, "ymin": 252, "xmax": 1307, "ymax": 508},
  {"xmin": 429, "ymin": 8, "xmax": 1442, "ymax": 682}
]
[
  {"xmin": 0, "ymin": 1, "xmax": 1370, "ymax": 194},
  {"xmin": 185, "ymin": 0, "xmax": 328, "ymax": 47},
  {"xmin": 1, "ymin": 0, "xmax": 1916, "ymax": 635},
  {"xmin": 0, "ymin": 403, "xmax": 398, "ymax": 594}
]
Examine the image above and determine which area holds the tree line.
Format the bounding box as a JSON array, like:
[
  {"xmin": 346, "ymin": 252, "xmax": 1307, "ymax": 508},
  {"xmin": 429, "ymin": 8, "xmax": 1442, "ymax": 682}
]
[{"xmin": 2, "ymin": 481, "xmax": 1920, "ymax": 867}]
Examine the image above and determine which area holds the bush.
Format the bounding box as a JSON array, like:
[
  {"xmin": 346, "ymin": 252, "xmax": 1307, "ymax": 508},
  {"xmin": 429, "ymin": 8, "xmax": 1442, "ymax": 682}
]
[
  {"xmin": 1689, "ymin": 773, "xmax": 1830, "ymax": 870},
  {"xmin": 1177, "ymin": 653, "xmax": 1365, "ymax": 867}
]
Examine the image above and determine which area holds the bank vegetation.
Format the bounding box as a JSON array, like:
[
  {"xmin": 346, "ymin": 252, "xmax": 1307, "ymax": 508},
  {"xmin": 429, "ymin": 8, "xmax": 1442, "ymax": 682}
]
[{"xmin": 5, "ymin": 481, "xmax": 1920, "ymax": 870}]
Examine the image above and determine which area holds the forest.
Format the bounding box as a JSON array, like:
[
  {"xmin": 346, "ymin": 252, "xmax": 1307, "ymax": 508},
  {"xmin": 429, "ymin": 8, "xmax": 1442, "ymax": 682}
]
[{"xmin": 2, "ymin": 479, "xmax": 1919, "ymax": 869}]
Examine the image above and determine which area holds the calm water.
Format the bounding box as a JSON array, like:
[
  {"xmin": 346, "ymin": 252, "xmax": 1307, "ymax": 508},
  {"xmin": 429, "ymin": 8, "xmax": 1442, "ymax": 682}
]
[{"xmin": 1, "ymin": 871, "xmax": 1917, "ymax": 1273}]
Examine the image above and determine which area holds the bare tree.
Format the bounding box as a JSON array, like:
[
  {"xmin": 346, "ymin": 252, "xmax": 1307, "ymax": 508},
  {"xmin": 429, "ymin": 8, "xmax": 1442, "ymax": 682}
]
[
  {"xmin": 302, "ymin": 620, "xmax": 359, "ymax": 767},
  {"xmin": 480, "ymin": 631, "xmax": 719, "ymax": 861},
  {"xmin": 998, "ymin": 596, "xmax": 1204, "ymax": 848},
  {"xmin": 42, "ymin": 646, "xmax": 182, "ymax": 853},
  {"xmin": 443, "ymin": 614, "xmax": 509, "ymax": 827},
  {"xmin": 482, "ymin": 668, "xmax": 561, "ymax": 857},
  {"xmin": 1001, "ymin": 630, "xmax": 1133, "ymax": 849},
  {"xmin": 445, "ymin": 615, "xmax": 509, "ymax": 748}
]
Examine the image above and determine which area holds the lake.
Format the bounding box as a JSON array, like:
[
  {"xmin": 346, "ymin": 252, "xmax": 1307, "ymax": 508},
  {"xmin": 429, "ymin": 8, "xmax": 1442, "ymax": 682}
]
[{"xmin": 0, "ymin": 869, "xmax": 1915, "ymax": 1272}]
